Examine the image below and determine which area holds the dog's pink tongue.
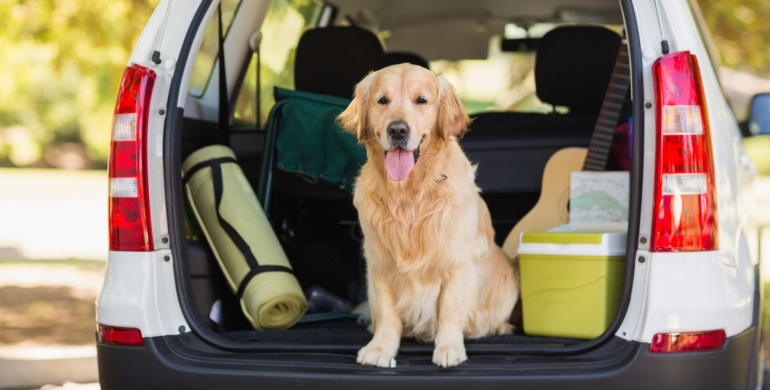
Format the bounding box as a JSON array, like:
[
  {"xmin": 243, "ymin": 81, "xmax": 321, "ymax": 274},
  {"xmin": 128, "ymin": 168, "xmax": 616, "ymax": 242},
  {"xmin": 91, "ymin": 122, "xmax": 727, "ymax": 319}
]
[{"xmin": 384, "ymin": 148, "xmax": 415, "ymax": 181}]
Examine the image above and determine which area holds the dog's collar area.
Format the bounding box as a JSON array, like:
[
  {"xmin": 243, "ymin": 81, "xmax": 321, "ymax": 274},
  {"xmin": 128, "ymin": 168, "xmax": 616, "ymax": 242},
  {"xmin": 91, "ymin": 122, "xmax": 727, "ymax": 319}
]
[
  {"xmin": 412, "ymin": 136, "xmax": 424, "ymax": 164},
  {"xmin": 383, "ymin": 136, "xmax": 425, "ymax": 164}
]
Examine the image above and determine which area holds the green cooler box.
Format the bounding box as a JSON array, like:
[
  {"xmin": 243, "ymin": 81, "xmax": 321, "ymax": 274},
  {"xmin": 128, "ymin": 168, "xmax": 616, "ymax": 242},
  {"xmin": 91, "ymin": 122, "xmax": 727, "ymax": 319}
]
[{"xmin": 518, "ymin": 224, "xmax": 626, "ymax": 339}]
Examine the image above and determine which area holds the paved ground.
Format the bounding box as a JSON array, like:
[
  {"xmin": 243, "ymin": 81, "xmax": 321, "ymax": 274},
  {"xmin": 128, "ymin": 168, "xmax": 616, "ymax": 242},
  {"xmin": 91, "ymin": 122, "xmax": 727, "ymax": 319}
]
[
  {"xmin": 0, "ymin": 169, "xmax": 106, "ymax": 262},
  {"xmin": 0, "ymin": 168, "xmax": 107, "ymax": 389},
  {"xmin": 0, "ymin": 261, "xmax": 103, "ymax": 390}
]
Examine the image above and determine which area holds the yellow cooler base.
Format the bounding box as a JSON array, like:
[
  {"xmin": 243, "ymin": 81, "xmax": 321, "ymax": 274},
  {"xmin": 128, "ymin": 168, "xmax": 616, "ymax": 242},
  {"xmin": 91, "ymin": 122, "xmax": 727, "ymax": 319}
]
[{"xmin": 520, "ymin": 254, "xmax": 624, "ymax": 339}]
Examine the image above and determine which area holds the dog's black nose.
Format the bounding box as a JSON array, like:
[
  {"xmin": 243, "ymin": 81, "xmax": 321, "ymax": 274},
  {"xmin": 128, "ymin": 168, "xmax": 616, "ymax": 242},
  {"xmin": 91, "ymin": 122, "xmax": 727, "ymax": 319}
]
[{"xmin": 387, "ymin": 121, "xmax": 409, "ymax": 140}]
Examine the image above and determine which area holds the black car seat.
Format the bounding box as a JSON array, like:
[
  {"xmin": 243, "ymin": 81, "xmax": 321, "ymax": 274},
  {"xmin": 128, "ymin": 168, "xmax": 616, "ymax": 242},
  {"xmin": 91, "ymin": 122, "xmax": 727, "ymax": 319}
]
[
  {"xmin": 294, "ymin": 26, "xmax": 386, "ymax": 99},
  {"xmin": 260, "ymin": 26, "xmax": 386, "ymax": 202},
  {"xmin": 383, "ymin": 52, "xmax": 430, "ymax": 69},
  {"xmin": 459, "ymin": 25, "xmax": 623, "ymax": 194}
]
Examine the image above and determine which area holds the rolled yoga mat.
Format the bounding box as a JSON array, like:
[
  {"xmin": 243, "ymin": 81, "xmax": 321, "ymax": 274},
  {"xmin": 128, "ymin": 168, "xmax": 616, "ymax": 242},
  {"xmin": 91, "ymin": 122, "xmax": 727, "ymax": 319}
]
[{"xmin": 182, "ymin": 145, "xmax": 307, "ymax": 330}]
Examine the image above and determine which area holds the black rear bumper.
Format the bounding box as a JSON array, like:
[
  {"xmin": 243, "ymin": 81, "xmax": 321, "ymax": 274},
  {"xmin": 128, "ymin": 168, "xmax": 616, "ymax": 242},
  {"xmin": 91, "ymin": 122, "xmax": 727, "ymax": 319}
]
[{"xmin": 97, "ymin": 326, "xmax": 757, "ymax": 390}]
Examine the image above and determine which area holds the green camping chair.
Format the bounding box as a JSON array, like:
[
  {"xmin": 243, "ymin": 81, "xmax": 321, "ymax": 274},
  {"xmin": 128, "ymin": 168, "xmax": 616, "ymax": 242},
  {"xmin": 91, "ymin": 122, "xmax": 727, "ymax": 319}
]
[{"xmin": 257, "ymin": 87, "xmax": 367, "ymax": 214}]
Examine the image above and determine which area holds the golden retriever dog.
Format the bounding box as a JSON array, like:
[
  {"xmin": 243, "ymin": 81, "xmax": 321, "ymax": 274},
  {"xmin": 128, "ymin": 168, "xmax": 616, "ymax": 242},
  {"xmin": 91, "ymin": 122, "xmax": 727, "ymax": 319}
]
[{"xmin": 338, "ymin": 64, "xmax": 519, "ymax": 368}]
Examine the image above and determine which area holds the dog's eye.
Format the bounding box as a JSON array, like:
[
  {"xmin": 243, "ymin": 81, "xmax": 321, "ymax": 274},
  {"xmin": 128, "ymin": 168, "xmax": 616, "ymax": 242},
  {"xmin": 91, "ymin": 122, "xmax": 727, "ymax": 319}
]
[
  {"xmin": 415, "ymin": 96, "xmax": 428, "ymax": 105},
  {"xmin": 378, "ymin": 96, "xmax": 388, "ymax": 105}
]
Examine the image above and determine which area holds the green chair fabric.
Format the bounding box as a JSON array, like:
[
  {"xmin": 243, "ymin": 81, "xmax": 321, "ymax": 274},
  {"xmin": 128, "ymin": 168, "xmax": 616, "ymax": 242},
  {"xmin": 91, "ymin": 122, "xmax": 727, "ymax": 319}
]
[{"xmin": 271, "ymin": 87, "xmax": 367, "ymax": 192}]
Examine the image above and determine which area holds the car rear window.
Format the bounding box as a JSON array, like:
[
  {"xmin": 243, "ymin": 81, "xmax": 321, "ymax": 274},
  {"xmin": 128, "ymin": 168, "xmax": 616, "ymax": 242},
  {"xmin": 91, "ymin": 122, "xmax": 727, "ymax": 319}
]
[
  {"xmin": 187, "ymin": 0, "xmax": 242, "ymax": 97},
  {"xmin": 233, "ymin": 0, "xmax": 323, "ymax": 127}
]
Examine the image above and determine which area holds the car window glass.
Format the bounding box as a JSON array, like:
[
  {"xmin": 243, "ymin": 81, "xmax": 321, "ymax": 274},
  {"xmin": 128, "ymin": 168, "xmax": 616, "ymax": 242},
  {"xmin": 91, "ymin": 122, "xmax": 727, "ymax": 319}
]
[
  {"xmin": 233, "ymin": 0, "xmax": 323, "ymax": 127},
  {"xmin": 687, "ymin": 0, "xmax": 721, "ymax": 76},
  {"xmin": 429, "ymin": 23, "xmax": 622, "ymax": 115},
  {"xmin": 428, "ymin": 23, "xmax": 554, "ymax": 115},
  {"xmin": 187, "ymin": 0, "xmax": 242, "ymax": 97},
  {"xmin": 427, "ymin": 23, "xmax": 568, "ymax": 115},
  {"xmin": 431, "ymin": 41, "xmax": 546, "ymax": 115}
]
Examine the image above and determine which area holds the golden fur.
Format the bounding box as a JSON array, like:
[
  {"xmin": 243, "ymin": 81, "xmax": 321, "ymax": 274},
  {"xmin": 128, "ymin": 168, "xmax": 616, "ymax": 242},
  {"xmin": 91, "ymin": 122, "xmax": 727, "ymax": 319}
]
[{"xmin": 338, "ymin": 64, "xmax": 519, "ymax": 368}]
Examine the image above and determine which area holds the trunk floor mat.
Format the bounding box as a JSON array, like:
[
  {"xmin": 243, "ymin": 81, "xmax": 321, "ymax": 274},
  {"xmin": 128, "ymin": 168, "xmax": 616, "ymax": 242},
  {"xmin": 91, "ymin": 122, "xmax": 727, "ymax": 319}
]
[{"xmin": 217, "ymin": 319, "xmax": 584, "ymax": 347}]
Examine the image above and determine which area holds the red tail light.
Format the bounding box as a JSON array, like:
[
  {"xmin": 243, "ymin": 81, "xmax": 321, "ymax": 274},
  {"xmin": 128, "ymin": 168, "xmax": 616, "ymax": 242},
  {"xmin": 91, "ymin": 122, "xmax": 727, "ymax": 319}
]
[
  {"xmin": 651, "ymin": 52, "xmax": 718, "ymax": 251},
  {"xmin": 108, "ymin": 64, "xmax": 155, "ymax": 251},
  {"xmin": 650, "ymin": 329, "xmax": 726, "ymax": 353},
  {"xmin": 97, "ymin": 324, "xmax": 144, "ymax": 346}
]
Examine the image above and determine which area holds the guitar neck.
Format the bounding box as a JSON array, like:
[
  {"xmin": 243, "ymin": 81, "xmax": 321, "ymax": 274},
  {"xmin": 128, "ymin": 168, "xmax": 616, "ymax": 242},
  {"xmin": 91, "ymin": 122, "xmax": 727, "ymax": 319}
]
[{"xmin": 582, "ymin": 43, "xmax": 630, "ymax": 172}]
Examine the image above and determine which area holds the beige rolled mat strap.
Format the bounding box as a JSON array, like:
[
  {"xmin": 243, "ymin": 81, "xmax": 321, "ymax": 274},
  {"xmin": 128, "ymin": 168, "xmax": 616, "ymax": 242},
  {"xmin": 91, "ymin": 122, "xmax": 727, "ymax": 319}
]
[{"xmin": 182, "ymin": 145, "xmax": 307, "ymax": 330}]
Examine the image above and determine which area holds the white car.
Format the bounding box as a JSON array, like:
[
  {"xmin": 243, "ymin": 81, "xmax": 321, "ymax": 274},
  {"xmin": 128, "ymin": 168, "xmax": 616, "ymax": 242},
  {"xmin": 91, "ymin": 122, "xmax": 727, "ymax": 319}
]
[{"xmin": 96, "ymin": 0, "xmax": 766, "ymax": 388}]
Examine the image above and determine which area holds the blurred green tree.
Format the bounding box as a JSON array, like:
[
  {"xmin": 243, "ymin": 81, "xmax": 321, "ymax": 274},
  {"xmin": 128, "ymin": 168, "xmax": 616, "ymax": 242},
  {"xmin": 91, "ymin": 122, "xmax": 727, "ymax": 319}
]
[
  {"xmin": 0, "ymin": 0, "xmax": 159, "ymax": 168},
  {"xmin": 696, "ymin": 1, "xmax": 770, "ymax": 174},
  {"xmin": 697, "ymin": 0, "xmax": 770, "ymax": 74}
]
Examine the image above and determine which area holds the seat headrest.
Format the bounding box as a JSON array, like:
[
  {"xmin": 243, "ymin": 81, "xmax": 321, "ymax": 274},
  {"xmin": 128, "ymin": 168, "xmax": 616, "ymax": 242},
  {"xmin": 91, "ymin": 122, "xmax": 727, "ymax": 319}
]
[
  {"xmin": 294, "ymin": 27, "xmax": 385, "ymax": 99},
  {"xmin": 384, "ymin": 52, "xmax": 430, "ymax": 69},
  {"xmin": 535, "ymin": 26, "xmax": 622, "ymax": 112}
]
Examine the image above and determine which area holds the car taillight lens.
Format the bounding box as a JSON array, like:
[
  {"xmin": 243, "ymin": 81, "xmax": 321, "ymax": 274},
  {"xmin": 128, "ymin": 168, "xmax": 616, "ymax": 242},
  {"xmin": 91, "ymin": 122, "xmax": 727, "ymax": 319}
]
[
  {"xmin": 97, "ymin": 324, "xmax": 144, "ymax": 347},
  {"xmin": 651, "ymin": 52, "xmax": 718, "ymax": 252},
  {"xmin": 649, "ymin": 329, "xmax": 726, "ymax": 353},
  {"xmin": 109, "ymin": 64, "xmax": 155, "ymax": 251}
]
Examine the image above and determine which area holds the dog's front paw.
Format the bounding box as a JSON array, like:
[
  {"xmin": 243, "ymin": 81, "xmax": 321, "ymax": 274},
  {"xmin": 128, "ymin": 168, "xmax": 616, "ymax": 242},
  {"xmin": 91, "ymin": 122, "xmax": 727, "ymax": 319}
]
[
  {"xmin": 357, "ymin": 342, "xmax": 397, "ymax": 367},
  {"xmin": 432, "ymin": 344, "xmax": 467, "ymax": 368}
]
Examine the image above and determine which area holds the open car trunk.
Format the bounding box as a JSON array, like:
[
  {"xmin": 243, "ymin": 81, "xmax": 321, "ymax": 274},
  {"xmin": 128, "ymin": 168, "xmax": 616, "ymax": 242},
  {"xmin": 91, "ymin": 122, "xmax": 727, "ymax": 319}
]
[
  {"xmin": 181, "ymin": 165, "xmax": 575, "ymax": 351},
  {"xmin": 165, "ymin": 0, "xmax": 644, "ymax": 363}
]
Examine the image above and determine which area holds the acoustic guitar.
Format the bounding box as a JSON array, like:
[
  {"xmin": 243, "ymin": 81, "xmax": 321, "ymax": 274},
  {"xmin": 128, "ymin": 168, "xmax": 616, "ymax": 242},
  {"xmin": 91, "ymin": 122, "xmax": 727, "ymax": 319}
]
[{"xmin": 501, "ymin": 43, "xmax": 630, "ymax": 260}]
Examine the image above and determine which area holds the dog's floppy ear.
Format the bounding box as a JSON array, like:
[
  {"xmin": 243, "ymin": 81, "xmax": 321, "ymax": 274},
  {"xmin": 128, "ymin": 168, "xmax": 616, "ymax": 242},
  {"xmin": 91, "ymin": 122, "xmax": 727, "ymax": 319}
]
[
  {"xmin": 436, "ymin": 76, "xmax": 470, "ymax": 140},
  {"xmin": 338, "ymin": 72, "xmax": 375, "ymax": 142}
]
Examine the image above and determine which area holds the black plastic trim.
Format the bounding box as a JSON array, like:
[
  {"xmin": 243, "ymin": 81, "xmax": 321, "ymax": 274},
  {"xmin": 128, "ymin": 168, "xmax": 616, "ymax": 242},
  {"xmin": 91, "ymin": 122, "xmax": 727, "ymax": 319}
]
[
  {"xmin": 616, "ymin": 0, "xmax": 645, "ymax": 340},
  {"xmin": 164, "ymin": 0, "xmax": 217, "ymax": 345},
  {"xmin": 97, "ymin": 327, "xmax": 756, "ymax": 390},
  {"xmin": 228, "ymin": 42, "xmax": 252, "ymax": 123},
  {"xmin": 189, "ymin": 0, "xmax": 246, "ymax": 100},
  {"xmin": 747, "ymin": 263, "xmax": 763, "ymax": 389},
  {"xmin": 163, "ymin": 0, "xmax": 645, "ymax": 357}
]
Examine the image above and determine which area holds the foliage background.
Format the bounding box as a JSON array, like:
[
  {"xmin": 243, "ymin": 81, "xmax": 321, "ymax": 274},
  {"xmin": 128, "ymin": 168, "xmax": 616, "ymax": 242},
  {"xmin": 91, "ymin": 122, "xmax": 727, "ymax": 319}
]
[
  {"xmin": 0, "ymin": 0, "xmax": 767, "ymax": 170},
  {"xmin": 697, "ymin": 0, "xmax": 770, "ymax": 74},
  {"xmin": 0, "ymin": 0, "xmax": 159, "ymax": 169}
]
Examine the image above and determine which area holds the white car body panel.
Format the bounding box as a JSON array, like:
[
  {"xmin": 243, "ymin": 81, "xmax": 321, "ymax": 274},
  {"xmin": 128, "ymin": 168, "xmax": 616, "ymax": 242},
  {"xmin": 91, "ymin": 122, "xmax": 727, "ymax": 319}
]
[
  {"xmin": 97, "ymin": 251, "xmax": 189, "ymax": 337},
  {"xmin": 97, "ymin": 0, "xmax": 758, "ymax": 345},
  {"xmin": 617, "ymin": 0, "xmax": 755, "ymax": 343},
  {"xmin": 123, "ymin": 0, "xmax": 205, "ymax": 251},
  {"xmin": 98, "ymin": 0, "xmax": 272, "ymax": 338},
  {"xmin": 642, "ymin": 251, "xmax": 752, "ymax": 339},
  {"xmin": 98, "ymin": 0, "xmax": 203, "ymax": 336}
]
